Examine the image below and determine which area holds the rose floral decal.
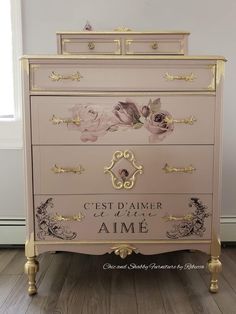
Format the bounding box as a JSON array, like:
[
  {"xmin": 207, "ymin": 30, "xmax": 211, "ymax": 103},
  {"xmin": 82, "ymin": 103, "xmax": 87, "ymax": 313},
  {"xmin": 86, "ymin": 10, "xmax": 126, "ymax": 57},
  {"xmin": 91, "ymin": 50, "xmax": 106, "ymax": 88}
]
[{"xmin": 66, "ymin": 98, "xmax": 174, "ymax": 143}]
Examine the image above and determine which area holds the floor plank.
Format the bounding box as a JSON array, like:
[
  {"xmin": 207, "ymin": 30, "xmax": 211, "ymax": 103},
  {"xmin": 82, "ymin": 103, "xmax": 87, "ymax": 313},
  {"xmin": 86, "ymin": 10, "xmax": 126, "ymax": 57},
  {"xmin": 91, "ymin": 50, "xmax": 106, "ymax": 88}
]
[
  {"xmin": 109, "ymin": 254, "xmax": 138, "ymax": 314},
  {"xmin": 54, "ymin": 253, "xmax": 93, "ymax": 314},
  {"xmin": 0, "ymin": 250, "xmax": 19, "ymax": 273},
  {"xmin": 25, "ymin": 252, "xmax": 72, "ymax": 314},
  {"xmin": 171, "ymin": 251, "xmax": 222, "ymax": 314},
  {"xmin": 194, "ymin": 251, "xmax": 236, "ymax": 314},
  {"xmin": 81, "ymin": 254, "xmax": 111, "ymax": 314}
]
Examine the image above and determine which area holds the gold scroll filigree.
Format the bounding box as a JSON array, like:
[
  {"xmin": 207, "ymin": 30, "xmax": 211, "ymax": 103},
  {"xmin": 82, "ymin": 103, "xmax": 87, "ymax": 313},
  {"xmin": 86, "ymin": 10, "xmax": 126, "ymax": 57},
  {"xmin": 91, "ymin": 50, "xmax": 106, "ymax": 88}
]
[
  {"xmin": 104, "ymin": 150, "xmax": 143, "ymax": 190},
  {"xmin": 111, "ymin": 244, "xmax": 138, "ymax": 259}
]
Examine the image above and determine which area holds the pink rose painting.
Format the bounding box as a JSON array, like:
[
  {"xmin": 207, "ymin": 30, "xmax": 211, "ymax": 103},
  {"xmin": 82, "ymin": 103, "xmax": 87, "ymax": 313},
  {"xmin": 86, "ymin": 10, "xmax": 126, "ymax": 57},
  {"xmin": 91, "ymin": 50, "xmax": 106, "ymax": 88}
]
[{"xmin": 65, "ymin": 98, "xmax": 174, "ymax": 143}]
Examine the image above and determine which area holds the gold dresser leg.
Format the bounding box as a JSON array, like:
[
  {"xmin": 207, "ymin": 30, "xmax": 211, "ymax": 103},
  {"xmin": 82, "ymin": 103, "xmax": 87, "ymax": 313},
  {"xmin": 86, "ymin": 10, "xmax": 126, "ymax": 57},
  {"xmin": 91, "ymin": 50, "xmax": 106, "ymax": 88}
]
[
  {"xmin": 24, "ymin": 256, "xmax": 39, "ymax": 295},
  {"xmin": 208, "ymin": 256, "xmax": 222, "ymax": 293}
]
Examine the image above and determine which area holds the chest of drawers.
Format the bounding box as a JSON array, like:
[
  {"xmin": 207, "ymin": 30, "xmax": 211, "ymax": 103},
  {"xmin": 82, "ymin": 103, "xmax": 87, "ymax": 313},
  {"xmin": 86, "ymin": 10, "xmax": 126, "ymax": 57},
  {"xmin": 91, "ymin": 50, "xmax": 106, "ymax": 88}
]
[
  {"xmin": 22, "ymin": 55, "xmax": 225, "ymax": 295},
  {"xmin": 57, "ymin": 31, "xmax": 189, "ymax": 55}
]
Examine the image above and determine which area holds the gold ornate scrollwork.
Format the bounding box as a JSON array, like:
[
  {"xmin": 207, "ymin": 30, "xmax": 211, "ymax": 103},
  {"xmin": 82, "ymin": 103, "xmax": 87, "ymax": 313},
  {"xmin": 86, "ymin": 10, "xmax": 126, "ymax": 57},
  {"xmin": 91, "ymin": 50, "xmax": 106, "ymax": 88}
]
[
  {"xmin": 162, "ymin": 163, "xmax": 196, "ymax": 174},
  {"xmin": 114, "ymin": 26, "xmax": 132, "ymax": 31},
  {"xmin": 50, "ymin": 114, "xmax": 81, "ymax": 126},
  {"xmin": 162, "ymin": 213, "xmax": 193, "ymax": 222},
  {"xmin": 164, "ymin": 115, "xmax": 197, "ymax": 125},
  {"xmin": 164, "ymin": 72, "xmax": 197, "ymax": 82},
  {"xmin": 111, "ymin": 244, "xmax": 138, "ymax": 259},
  {"xmin": 51, "ymin": 164, "xmax": 84, "ymax": 174},
  {"xmin": 52, "ymin": 213, "xmax": 85, "ymax": 222},
  {"xmin": 49, "ymin": 71, "xmax": 83, "ymax": 82},
  {"xmin": 104, "ymin": 150, "xmax": 143, "ymax": 190}
]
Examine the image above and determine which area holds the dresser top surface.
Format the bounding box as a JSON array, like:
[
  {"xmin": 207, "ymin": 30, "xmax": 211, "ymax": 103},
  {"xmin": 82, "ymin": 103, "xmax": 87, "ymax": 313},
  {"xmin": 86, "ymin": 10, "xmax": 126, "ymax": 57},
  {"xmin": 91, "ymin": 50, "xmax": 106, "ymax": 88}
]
[
  {"xmin": 56, "ymin": 31, "xmax": 190, "ymax": 35},
  {"xmin": 21, "ymin": 55, "xmax": 226, "ymax": 61}
]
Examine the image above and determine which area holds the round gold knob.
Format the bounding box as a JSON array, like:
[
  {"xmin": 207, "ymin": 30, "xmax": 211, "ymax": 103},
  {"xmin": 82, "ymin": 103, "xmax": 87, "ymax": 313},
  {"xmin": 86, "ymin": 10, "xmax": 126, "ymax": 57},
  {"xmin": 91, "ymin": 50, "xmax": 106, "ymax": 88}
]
[
  {"xmin": 88, "ymin": 42, "xmax": 95, "ymax": 50},
  {"xmin": 151, "ymin": 41, "xmax": 158, "ymax": 50}
]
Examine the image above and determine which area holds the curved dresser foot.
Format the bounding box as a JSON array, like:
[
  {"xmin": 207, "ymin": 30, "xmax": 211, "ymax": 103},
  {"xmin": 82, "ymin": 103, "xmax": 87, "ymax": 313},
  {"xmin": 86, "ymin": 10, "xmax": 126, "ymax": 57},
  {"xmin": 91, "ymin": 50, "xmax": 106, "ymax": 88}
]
[
  {"xmin": 24, "ymin": 256, "xmax": 39, "ymax": 295},
  {"xmin": 208, "ymin": 256, "xmax": 222, "ymax": 293}
]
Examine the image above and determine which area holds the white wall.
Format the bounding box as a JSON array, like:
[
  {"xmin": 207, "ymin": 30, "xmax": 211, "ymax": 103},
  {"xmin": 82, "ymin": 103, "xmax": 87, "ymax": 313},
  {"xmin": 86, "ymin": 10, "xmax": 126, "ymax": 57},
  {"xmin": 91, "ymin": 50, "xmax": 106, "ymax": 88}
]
[{"xmin": 1, "ymin": 0, "xmax": 236, "ymax": 230}]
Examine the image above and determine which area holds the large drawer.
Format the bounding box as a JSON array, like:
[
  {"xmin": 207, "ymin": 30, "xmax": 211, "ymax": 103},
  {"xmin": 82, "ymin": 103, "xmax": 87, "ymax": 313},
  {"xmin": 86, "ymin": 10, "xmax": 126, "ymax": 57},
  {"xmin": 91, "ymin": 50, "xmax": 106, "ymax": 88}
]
[
  {"xmin": 31, "ymin": 95, "xmax": 215, "ymax": 145},
  {"xmin": 29, "ymin": 59, "xmax": 216, "ymax": 92},
  {"xmin": 33, "ymin": 145, "xmax": 213, "ymax": 194},
  {"xmin": 34, "ymin": 194, "xmax": 212, "ymax": 241}
]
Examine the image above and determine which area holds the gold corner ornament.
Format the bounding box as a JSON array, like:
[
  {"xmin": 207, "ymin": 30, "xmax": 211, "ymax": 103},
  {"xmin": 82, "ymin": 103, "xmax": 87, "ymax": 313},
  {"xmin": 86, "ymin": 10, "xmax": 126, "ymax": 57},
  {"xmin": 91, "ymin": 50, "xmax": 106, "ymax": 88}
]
[
  {"xmin": 164, "ymin": 72, "xmax": 197, "ymax": 82},
  {"xmin": 49, "ymin": 71, "xmax": 83, "ymax": 82},
  {"xmin": 216, "ymin": 60, "xmax": 225, "ymax": 85},
  {"xmin": 104, "ymin": 150, "xmax": 143, "ymax": 190},
  {"xmin": 51, "ymin": 164, "xmax": 84, "ymax": 174},
  {"xmin": 50, "ymin": 114, "xmax": 81, "ymax": 126},
  {"xmin": 111, "ymin": 244, "xmax": 138, "ymax": 259},
  {"xmin": 162, "ymin": 163, "xmax": 196, "ymax": 174}
]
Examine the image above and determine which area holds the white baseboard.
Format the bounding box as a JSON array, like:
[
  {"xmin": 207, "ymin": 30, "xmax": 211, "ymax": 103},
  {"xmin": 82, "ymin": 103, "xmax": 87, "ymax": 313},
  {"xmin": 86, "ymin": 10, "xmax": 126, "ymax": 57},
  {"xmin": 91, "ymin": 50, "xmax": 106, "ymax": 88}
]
[
  {"xmin": 220, "ymin": 216, "xmax": 236, "ymax": 242},
  {"xmin": 0, "ymin": 216, "xmax": 235, "ymax": 245},
  {"xmin": 0, "ymin": 218, "xmax": 25, "ymax": 245}
]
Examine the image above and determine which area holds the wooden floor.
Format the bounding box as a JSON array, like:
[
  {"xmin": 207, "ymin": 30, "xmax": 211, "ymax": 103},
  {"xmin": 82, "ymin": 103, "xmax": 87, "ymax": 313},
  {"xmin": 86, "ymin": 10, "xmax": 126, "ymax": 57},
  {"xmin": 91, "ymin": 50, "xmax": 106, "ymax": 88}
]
[{"xmin": 0, "ymin": 247, "xmax": 236, "ymax": 314}]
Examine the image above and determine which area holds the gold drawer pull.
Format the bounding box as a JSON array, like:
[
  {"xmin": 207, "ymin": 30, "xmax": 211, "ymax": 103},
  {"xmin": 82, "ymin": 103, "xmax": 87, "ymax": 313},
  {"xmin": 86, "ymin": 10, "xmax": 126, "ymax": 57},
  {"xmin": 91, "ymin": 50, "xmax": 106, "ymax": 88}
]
[
  {"xmin": 49, "ymin": 71, "xmax": 83, "ymax": 82},
  {"xmin": 50, "ymin": 114, "xmax": 81, "ymax": 126},
  {"xmin": 162, "ymin": 213, "xmax": 193, "ymax": 222},
  {"xmin": 51, "ymin": 164, "xmax": 84, "ymax": 174},
  {"xmin": 53, "ymin": 212, "xmax": 84, "ymax": 222},
  {"xmin": 164, "ymin": 72, "xmax": 196, "ymax": 82},
  {"xmin": 104, "ymin": 150, "xmax": 143, "ymax": 190},
  {"xmin": 151, "ymin": 41, "xmax": 158, "ymax": 50},
  {"xmin": 88, "ymin": 41, "xmax": 95, "ymax": 50},
  {"xmin": 164, "ymin": 115, "xmax": 197, "ymax": 125},
  {"xmin": 162, "ymin": 163, "xmax": 196, "ymax": 174}
]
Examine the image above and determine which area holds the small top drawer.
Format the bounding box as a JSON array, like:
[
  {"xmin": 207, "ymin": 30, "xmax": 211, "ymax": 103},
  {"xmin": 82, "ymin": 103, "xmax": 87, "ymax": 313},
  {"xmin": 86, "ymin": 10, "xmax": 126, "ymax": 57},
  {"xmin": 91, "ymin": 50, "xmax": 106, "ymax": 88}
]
[
  {"xmin": 125, "ymin": 37, "xmax": 184, "ymax": 55},
  {"xmin": 61, "ymin": 38, "xmax": 121, "ymax": 55},
  {"xmin": 57, "ymin": 31, "xmax": 189, "ymax": 55}
]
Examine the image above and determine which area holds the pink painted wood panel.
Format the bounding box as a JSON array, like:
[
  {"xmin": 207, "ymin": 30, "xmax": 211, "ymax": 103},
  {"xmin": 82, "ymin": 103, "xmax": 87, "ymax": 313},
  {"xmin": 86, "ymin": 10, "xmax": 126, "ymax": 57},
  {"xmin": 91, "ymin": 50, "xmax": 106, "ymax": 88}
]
[
  {"xmin": 62, "ymin": 39, "xmax": 121, "ymax": 55},
  {"xmin": 34, "ymin": 194, "xmax": 212, "ymax": 241},
  {"xmin": 29, "ymin": 59, "xmax": 215, "ymax": 92},
  {"xmin": 31, "ymin": 95, "xmax": 215, "ymax": 145},
  {"xmin": 32, "ymin": 145, "xmax": 213, "ymax": 194},
  {"xmin": 125, "ymin": 39, "xmax": 183, "ymax": 55}
]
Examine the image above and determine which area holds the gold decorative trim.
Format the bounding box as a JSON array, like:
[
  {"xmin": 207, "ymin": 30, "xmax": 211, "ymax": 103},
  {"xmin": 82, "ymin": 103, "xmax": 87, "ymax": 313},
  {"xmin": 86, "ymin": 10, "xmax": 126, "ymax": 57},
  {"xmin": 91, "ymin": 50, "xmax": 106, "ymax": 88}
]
[
  {"xmin": 114, "ymin": 27, "xmax": 132, "ymax": 31},
  {"xmin": 216, "ymin": 60, "xmax": 225, "ymax": 85},
  {"xmin": 164, "ymin": 72, "xmax": 197, "ymax": 82},
  {"xmin": 51, "ymin": 164, "xmax": 84, "ymax": 174},
  {"xmin": 50, "ymin": 114, "xmax": 81, "ymax": 126},
  {"xmin": 52, "ymin": 213, "xmax": 85, "ymax": 222},
  {"xmin": 162, "ymin": 163, "xmax": 196, "ymax": 174},
  {"xmin": 22, "ymin": 55, "xmax": 226, "ymax": 61},
  {"xmin": 164, "ymin": 115, "xmax": 197, "ymax": 125},
  {"xmin": 25, "ymin": 232, "xmax": 35, "ymax": 258},
  {"xmin": 49, "ymin": 71, "xmax": 83, "ymax": 82},
  {"xmin": 56, "ymin": 31, "xmax": 191, "ymax": 35},
  {"xmin": 34, "ymin": 239, "xmax": 211, "ymax": 245},
  {"xmin": 207, "ymin": 65, "xmax": 216, "ymax": 90},
  {"xmin": 21, "ymin": 59, "xmax": 29, "ymax": 75},
  {"xmin": 162, "ymin": 213, "xmax": 193, "ymax": 222},
  {"xmin": 104, "ymin": 150, "xmax": 143, "ymax": 190},
  {"xmin": 111, "ymin": 244, "xmax": 138, "ymax": 258}
]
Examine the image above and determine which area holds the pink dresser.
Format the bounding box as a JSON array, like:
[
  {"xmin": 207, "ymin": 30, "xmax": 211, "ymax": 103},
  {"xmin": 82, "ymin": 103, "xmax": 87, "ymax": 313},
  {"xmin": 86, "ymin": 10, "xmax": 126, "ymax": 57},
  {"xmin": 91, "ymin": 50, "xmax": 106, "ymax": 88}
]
[{"xmin": 22, "ymin": 32, "xmax": 225, "ymax": 296}]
